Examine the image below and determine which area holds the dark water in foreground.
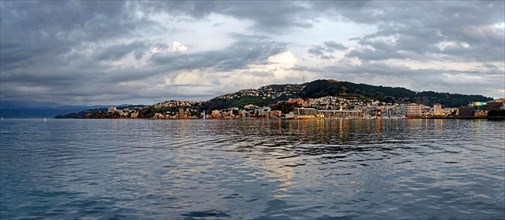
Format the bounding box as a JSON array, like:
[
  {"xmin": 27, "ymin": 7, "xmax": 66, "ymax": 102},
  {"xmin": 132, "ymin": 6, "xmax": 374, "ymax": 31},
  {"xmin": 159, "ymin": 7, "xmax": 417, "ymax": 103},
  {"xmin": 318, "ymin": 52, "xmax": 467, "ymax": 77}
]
[{"xmin": 1, "ymin": 119, "xmax": 504, "ymax": 219}]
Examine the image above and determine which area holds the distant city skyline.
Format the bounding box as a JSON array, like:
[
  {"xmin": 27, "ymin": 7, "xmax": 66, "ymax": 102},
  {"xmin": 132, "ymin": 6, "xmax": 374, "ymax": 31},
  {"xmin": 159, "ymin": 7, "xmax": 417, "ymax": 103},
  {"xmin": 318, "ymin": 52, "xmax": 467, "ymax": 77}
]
[{"xmin": 1, "ymin": 1, "xmax": 504, "ymax": 106}]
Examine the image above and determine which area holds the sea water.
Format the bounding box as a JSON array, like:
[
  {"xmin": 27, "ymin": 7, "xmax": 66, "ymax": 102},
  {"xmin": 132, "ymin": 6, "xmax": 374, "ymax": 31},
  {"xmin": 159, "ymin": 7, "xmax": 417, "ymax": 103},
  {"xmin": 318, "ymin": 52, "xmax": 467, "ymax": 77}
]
[{"xmin": 1, "ymin": 119, "xmax": 504, "ymax": 219}]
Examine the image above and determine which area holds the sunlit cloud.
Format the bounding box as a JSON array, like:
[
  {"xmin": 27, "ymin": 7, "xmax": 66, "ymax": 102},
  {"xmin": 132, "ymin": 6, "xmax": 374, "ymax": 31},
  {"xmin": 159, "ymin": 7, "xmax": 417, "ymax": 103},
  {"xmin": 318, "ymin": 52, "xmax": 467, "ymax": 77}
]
[{"xmin": 172, "ymin": 41, "xmax": 188, "ymax": 53}]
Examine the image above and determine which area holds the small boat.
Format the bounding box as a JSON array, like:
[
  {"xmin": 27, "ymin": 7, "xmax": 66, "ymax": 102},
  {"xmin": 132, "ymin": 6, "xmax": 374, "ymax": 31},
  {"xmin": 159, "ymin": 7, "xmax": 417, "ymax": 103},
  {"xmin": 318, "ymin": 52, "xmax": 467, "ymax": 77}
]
[{"xmin": 43, "ymin": 118, "xmax": 47, "ymax": 121}]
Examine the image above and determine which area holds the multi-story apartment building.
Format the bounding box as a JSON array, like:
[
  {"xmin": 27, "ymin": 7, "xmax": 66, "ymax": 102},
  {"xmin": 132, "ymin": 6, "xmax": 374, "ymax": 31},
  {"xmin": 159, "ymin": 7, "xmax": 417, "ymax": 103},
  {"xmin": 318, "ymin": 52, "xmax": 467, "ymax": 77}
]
[{"xmin": 402, "ymin": 104, "xmax": 423, "ymax": 117}]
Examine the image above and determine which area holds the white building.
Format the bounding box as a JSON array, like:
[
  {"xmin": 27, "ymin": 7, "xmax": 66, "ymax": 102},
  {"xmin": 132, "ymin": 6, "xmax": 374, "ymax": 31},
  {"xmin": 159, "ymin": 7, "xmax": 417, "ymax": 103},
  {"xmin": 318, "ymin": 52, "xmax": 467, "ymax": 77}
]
[
  {"xmin": 294, "ymin": 107, "xmax": 318, "ymax": 116},
  {"xmin": 254, "ymin": 106, "xmax": 271, "ymax": 116}
]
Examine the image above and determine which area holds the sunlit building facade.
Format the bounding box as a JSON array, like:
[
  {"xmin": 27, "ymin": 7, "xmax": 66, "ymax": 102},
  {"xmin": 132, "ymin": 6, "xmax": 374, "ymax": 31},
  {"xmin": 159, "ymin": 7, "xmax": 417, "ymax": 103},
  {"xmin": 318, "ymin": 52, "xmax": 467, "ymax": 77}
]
[
  {"xmin": 433, "ymin": 104, "xmax": 443, "ymax": 116},
  {"xmin": 402, "ymin": 104, "xmax": 423, "ymax": 117}
]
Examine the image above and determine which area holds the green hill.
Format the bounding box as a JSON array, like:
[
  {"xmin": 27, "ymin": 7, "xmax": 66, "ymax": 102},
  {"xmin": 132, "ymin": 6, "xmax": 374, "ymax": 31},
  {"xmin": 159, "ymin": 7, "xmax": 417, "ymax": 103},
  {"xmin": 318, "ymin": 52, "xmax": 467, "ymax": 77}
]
[
  {"xmin": 298, "ymin": 80, "xmax": 492, "ymax": 107},
  {"xmin": 200, "ymin": 79, "xmax": 492, "ymax": 110}
]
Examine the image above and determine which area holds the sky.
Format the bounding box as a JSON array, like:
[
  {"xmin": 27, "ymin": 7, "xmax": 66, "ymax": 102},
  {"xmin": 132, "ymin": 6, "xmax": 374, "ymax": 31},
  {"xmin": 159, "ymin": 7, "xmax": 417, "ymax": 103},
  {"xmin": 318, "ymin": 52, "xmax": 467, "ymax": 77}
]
[{"xmin": 1, "ymin": 0, "xmax": 504, "ymax": 106}]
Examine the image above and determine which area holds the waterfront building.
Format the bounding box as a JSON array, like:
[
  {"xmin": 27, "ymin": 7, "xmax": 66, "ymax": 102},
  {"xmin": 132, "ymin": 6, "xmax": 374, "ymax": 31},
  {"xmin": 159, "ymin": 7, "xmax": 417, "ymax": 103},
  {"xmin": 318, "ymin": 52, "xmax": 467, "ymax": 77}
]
[
  {"xmin": 393, "ymin": 105, "xmax": 406, "ymax": 117},
  {"xmin": 486, "ymin": 100, "xmax": 504, "ymax": 111},
  {"xmin": 211, "ymin": 110, "xmax": 221, "ymax": 118},
  {"xmin": 457, "ymin": 107, "xmax": 475, "ymax": 117},
  {"xmin": 475, "ymin": 111, "xmax": 487, "ymax": 117},
  {"xmin": 223, "ymin": 109, "xmax": 234, "ymax": 117},
  {"xmin": 294, "ymin": 107, "xmax": 318, "ymax": 116},
  {"xmin": 108, "ymin": 106, "xmax": 117, "ymax": 113},
  {"xmin": 130, "ymin": 112, "xmax": 139, "ymax": 118},
  {"xmin": 179, "ymin": 108, "xmax": 185, "ymax": 118},
  {"xmin": 254, "ymin": 106, "xmax": 271, "ymax": 116},
  {"xmin": 433, "ymin": 104, "xmax": 443, "ymax": 116},
  {"xmin": 120, "ymin": 111, "xmax": 129, "ymax": 117},
  {"xmin": 285, "ymin": 112, "xmax": 295, "ymax": 119},
  {"xmin": 380, "ymin": 105, "xmax": 400, "ymax": 117},
  {"xmin": 240, "ymin": 110, "xmax": 248, "ymax": 118},
  {"xmin": 318, "ymin": 110, "xmax": 363, "ymax": 118},
  {"xmin": 402, "ymin": 104, "xmax": 423, "ymax": 117},
  {"xmin": 269, "ymin": 110, "xmax": 282, "ymax": 118}
]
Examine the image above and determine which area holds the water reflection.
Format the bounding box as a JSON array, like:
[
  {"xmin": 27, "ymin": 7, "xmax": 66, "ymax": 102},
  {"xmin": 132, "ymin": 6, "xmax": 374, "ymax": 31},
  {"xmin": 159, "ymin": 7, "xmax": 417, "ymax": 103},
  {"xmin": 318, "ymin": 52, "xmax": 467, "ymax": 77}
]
[
  {"xmin": 0, "ymin": 119, "xmax": 504, "ymax": 219},
  {"xmin": 434, "ymin": 119, "xmax": 443, "ymax": 130}
]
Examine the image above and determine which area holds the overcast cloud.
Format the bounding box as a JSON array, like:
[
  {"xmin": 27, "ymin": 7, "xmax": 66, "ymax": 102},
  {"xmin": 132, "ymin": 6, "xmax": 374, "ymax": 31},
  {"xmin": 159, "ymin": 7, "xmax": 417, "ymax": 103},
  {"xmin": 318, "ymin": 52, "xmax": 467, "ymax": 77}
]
[{"xmin": 1, "ymin": 0, "xmax": 504, "ymax": 106}]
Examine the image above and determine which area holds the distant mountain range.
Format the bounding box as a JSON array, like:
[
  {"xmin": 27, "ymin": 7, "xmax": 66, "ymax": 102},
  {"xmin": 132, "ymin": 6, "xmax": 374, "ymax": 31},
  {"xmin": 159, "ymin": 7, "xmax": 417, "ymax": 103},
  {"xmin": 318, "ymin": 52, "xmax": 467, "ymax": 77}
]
[
  {"xmin": 0, "ymin": 106, "xmax": 97, "ymax": 118},
  {"xmin": 0, "ymin": 105, "xmax": 137, "ymax": 119},
  {"xmin": 31, "ymin": 79, "xmax": 494, "ymax": 119}
]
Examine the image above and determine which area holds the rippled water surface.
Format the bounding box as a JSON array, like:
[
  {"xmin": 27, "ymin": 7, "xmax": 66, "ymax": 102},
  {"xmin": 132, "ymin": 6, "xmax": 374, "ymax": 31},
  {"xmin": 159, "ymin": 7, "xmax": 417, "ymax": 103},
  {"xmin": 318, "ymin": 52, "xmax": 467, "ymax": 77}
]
[{"xmin": 1, "ymin": 119, "xmax": 504, "ymax": 219}]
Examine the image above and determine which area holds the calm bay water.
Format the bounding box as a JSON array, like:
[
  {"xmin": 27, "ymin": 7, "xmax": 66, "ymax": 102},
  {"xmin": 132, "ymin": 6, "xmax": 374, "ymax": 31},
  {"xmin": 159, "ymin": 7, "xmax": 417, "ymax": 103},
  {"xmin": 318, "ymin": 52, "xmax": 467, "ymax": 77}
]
[{"xmin": 1, "ymin": 119, "xmax": 504, "ymax": 219}]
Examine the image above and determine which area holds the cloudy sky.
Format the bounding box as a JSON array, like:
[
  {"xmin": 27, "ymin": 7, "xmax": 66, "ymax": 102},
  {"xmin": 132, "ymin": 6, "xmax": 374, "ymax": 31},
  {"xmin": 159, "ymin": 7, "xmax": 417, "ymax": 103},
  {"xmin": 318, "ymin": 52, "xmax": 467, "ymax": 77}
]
[{"xmin": 1, "ymin": 1, "xmax": 504, "ymax": 106}]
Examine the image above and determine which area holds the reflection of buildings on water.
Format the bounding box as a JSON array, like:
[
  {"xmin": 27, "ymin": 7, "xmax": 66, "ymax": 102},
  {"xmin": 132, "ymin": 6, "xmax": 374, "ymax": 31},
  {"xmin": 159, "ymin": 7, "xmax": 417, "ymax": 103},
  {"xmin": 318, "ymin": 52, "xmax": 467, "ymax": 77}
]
[
  {"xmin": 375, "ymin": 119, "xmax": 383, "ymax": 137},
  {"xmin": 292, "ymin": 119, "xmax": 353, "ymax": 144},
  {"xmin": 472, "ymin": 119, "xmax": 487, "ymax": 137},
  {"xmin": 434, "ymin": 119, "xmax": 443, "ymax": 130},
  {"xmin": 110, "ymin": 118, "xmax": 117, "ymax": 132},
  {"xmin": 406, "ymin": 118, "xmax": 423, "ymax": 127}
]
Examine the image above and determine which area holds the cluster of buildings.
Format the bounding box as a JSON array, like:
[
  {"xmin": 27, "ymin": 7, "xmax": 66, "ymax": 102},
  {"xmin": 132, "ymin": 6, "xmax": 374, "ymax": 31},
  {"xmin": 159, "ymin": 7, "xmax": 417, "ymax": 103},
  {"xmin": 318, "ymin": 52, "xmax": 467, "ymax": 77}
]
[
  {"xmin": 292, "ymin": 102, "xmax": 420, "ymax": 119},
  {"xmin": 152, "ymin": 108, "xmax": 201, "ymax": 119},
  {"xmin": 450, "ymin": 98, "xmax": 505, "ymax": 117},
  {"xmin": 287, "ymin": 96, "xmax": 367, "ymax": 110},
  {"xmin": 293, "ymin": 98, "xmax": 504, "ymax": 119},
  {"xmin": 105, "ymin": 96, "xmax": 504, "ymax": 120},
  {"xmin": 205, "ymin": 96, "xmax": 505, "ymax": 119},
  {"xmin": 288, "ymin": 96, "xmax": 424, "ymax": 119},
  {"xmin": 107, "ymin": 106, "xmax": 141, "ymax": 118},
  {"xmin": 217, "ymin": 84, "xmax": 303, "ymax": 100},
  {"xmin": 207, "ymin": 105, "xmax": 283, "ymax": 119},
  {"xmin": 153, "ymin": 100, "xmax": 202, "ymax": 109}
]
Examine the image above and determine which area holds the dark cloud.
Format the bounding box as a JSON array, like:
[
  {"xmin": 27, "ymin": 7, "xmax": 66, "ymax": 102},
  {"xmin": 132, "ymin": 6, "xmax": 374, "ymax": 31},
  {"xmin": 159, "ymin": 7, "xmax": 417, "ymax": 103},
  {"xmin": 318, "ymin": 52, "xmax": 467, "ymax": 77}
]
[
  {"xmin": 139, "ymin": 1, "xmax": 314, "ymax": 32},
  {"xmin": 95, "ymin": 41, "xmax": 148, "ymax": 61},
  {"xmin": 308, "ymin": 41, "xmax": 347, "ymax": 59},
  {"xmin": 333, "ymin": 1, "xmax": 505, "ymax": 62},
  {"xmin": 0, "ymin": 1, "xmax": 161, "ymax": 71},
  {"xmin": 346, "ymin": 46, "xmax": 403, "ymax": 61},
  {"xmin": 324, "ymin": 41, "xmax": 347, "ymax": 51},
  {"xmin": 308, "ymin": 47, "xmax": 324, "ymax": 56},
  {"xmin": 151, "ymin": 38, "xmax": 287, "ymax": 72},
  {"xmin": 0, "ymin": 1, "xmax": 171, "ymax": 105}
]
